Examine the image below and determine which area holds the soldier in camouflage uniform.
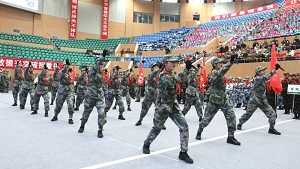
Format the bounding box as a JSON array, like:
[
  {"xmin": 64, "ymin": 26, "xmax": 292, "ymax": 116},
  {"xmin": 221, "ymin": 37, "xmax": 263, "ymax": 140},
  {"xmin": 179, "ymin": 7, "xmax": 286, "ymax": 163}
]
[
  {"xmin": 135, "ymin": 76, "xmax": 141, "ymax": 102},
  {"xmin": 181, "ymin": 66, "xmax": 204, "ymax": 122},
  {"xmin": 19, "ymin": 62, "xmax": 35, "ymax": 110},
  {"xmin": 74, "ymin": 67, "xmax": 88, "ymax": 111},
  {"xmin": 78, "ymin": 56, "xmax": 108, "ymax": 138},
  {"xmin": 12, "ymin": 61, "xmax": 24, "ymax": 106},
  {"xmin": 135, "ymin": 62, "xmax": 165, "ymax": 127},
  {"xmin": 104, "ymin": 66, "xmax": 126, "ymax": 120},
  {"xmin": 3, "ymin": 70, "xmax": 11, "ymax": 93},
  {"xmin": 31, "ymin": 65, "xmax": 50, "ymax": 117},
  {"xmin": 0, "ymin": 69, "xmax": 4, "ymax": 92},
  {"xmin": 51, "ymin": 60, "xmax": 75, "ymax": 124},
  {"xmin": 237, "ymin": 65, "xmax": 282, "ymax": 135},
  {"xmin": 196, "ymin": 55, "xmax": 241, "ymax": 146},
  {"xmin": 50, "ymin": 65, "xmax": 60, "ymax": 105},
  {"xmin": 143, "ymin": 55, "xmax": 193, "ymax": 164},
  {"xmin": 242, "ymin": 76, "xmax": 252, "ymax": 110},
  {"xmin": 234, "ymin": 77, "xmax": 243, "ymax": 108},
  {"xmin": 103, "ymin": 70, "xmax": 109, "ymax": 101},
  {"xmin": 121, "ymin": 70, "xmax": 132, "ymax": 111}
]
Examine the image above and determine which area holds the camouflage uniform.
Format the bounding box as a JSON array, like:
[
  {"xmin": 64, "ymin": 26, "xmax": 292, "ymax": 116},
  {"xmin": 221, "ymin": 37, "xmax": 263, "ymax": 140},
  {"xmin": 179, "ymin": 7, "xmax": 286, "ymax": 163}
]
[
  {"xmin": 19, "ymin": 64, "xmax": 35, "ymax": 110},
  {"xmin": 181, "ymin": 68, "xmax": 203, "ymax": 121},
  {"xmin": 243, "ymin": 78, "xmax": 252, "ymax": 108},
  {"xmin": 52, "ymin": 64, "xmax": 75, "ymax": 123},
  {"xmin": 3, "ymin": 71, "xmax": 11, "ymax": 93},
  {"xmin": 136, "ymin": 64, "xmax": 160, "ymax": 125},
  {"xmin": 135, "ymin": 83, "xmax": 141, "ymax": 102},
  {"xmin": 121, "ymin": 71, "xmax": 132, "ymax": 110},
  {"xmin": 0, "ymin": 71, "xmax": 4, "ymax": 92},
  {"xmin": 104, "ymin": 66, "xmax": 125, "ymax": 120},
  {"xmin": 12, "ymin": 63, "xmax": 23, "ymax": 105},
  {"xmin": 32, "ymin": 66, "xmax": 50, "ymax": 116},
  {"xmin": 234, "ymin": 78, "xmax": 243, "ymax": 108},
  {"xmin": 238, "ymin": 66, "xmax": 281, "ymax": 135},
  {"xmin": 50, "ymin": 67, "xmax": 60, "ymax": 105},
  {"xmin": 143, "ymin": 55, "xmax": 193, "ymax": 164},
  {"xmin": 78, "ymin": 57, "xmax": 107, "ymax": 138},
  {"xmin": 196, "ymin": 57, "xmax": 240, "ymax": 145},
  {"xmin": 75, "ymin": 68, "xmax": 88, "ymax": 110}
]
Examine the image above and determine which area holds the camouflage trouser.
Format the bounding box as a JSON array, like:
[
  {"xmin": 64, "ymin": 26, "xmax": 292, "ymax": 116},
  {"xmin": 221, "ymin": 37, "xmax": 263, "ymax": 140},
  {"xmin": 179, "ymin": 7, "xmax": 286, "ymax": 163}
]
[
  {"xmin": 144, "ymin": 98, "xmax": 189, "ymax": 152},
  {"xmin": 80, "ymin": 95, "xmax": 106, "ymax": 130},
  {"xmin": 33, "ymin": 91, "xmax": 50, "ymax": 111},
  {"xmin": 123, "ymin": 86, "xmax": 131, "ymax": 106},
  {"xmin": 139, "ymin": 92, "xmax": 156, "ymax": 121},
  {"xmin": 51, "ymin": 85, "xmax": 59, "ymax": 103},
  {"xmin": 198, "ymin": 100, "xmax": 236, "ymax": 137},
  {"xmin": 104, "ymin": 89, "xmax": 124, "ymax": 115},
  {"xmin": 12, "ymin": 80, "xmax": 22, "ymax": 103},
  {"xmin": 19, "ymin": 84, "xmax": 35, "ymax": 109},
  {"xmin": 136, "ymin": 86, "xmax": 141, "ymax": 100},
  {"xmin": 54, "ymin": 92, "xmax": 74, "ymax": 118},
  {"xmin": 75, "ymin": 92, "xmax": 85, "ymax": 109},
  {"xmin": 235, "ymin": 90, "xmax": 243, "ymax": 104},
  {"xmin": 4, "ymin": 84, "xmax": 9, "ymax": 93},
  {"xmin": 182, "ymin": 95, "xmax": 203, "ymax": 119},
  {"xmin": 243, "ymin": 92, "xmax": 250, "ymax": 106},
  {"xmin": 239, "ymin": 96, "xmax": 276, "ymax": 129}
]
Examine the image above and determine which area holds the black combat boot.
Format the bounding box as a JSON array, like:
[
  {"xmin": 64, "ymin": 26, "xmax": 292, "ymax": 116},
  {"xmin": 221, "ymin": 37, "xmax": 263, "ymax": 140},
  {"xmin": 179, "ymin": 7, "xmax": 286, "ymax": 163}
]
[
  {"xmin": 31, "ymin": 110, "xmax": 37, "ymax": 115},
  {"xmin": 162, "ymin": 125, "xmax": 166, "ymax": 130},
  {"xmin": 74, "ymin": 107, "xmax": 79, "ymax": 111},
  {"xmin": 135, "ymin": 99, "xmax": 140, "ymax": 102},
  {"xmin": 97, "ymin": 130, "xmax": 103, "ymax": 138},
  {"xmin": 227, "ymin": 137, "xmax": 241, "ymax": 145},
  {"xmin": 68, "ymin": 119, "xmax": 74, "ymax": 124},
  {"xmin": 195, "ymin": 132, "xmax": 201, "ymax": 140},
  {"xmin": 118, "ymin": 114, "xmax": 125, "ymax": 120},
  {"xmin": 284, "ymin": 109, "xmax": 290, "ymax": 114},
  {"xmin": 237, "ymin": 124, "xmax": 242, "ymax": 130},
  {"xmin": 268, "ymin": 128, "xmax": 281, "ymax": 135},
  {"xmin": 179, "ymin": 151, "xmax": 194, "ymax": 164},
  {"xmin": 142, "ymin": 144, "xmax": 150, "ymax": 154},
  {"xmin": 292, "ymin": 114, "xmax": 298, "ymax": 119},
  {"xmin": 50, "ymin": 101, "xmax": 54, "ymax": 105},
  {"xmin": 135, "ymin": 120, "xmax": 142, "ymax": 126},
  {"xmin": 51, "ymin": 116, "xmax": 58, "ymax": 121},
  {"xmin": 44, "ymin": 111, "xmax": 48, "ymax": 117},
  {"xmin": 78, "ymin": 126, "xmax": 85, "ymax": 133},
  {"xmin": 127, "ymin": 105, "xmax": 131, "ymax": 111},
  {"xmin": 235, "ymin": 103, "xmax": 241, "ymax": 108},
  {"xmin": 12, "ymin": 103, "xmax": 17, "ymax": 106},
  {"xmin": 112, "ymin": 106, "xmax": 117, "ymax": 110},
  {"xmin": 20, "ymin": 105, "xmax": 25, "ymax": 110},
  {"xmin": 243, "ymin": 106, "xmax": 247, "ymax": 110}
]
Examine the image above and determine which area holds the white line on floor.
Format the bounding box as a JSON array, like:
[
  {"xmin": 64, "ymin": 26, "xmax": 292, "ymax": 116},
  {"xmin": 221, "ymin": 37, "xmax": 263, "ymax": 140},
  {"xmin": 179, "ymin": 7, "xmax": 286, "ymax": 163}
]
[{"xmin": 79, "ymin": 119, "xmax": 294, "ymax": 169}]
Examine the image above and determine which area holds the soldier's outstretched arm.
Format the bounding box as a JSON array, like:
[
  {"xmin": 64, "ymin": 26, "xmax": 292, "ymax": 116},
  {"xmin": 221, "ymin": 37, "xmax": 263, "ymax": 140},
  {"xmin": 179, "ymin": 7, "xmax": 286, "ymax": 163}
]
[
  {"xmin": 175, "ymin": 68, "xmax": 188, "ymax": 83},
  {"xmin": 61, "ymin": 65, "xmax": 68, "ymax": 74},
  {"xmin": 218, "ymin": 61, "xmax": 233, "ymax": 76},
  {"xmin": 261, "ymin": 69, "xmax": 276, "ymax": 81},
  {"xmin": 148, "ymin": 69, "xmax": 160, "ymax": 80}
]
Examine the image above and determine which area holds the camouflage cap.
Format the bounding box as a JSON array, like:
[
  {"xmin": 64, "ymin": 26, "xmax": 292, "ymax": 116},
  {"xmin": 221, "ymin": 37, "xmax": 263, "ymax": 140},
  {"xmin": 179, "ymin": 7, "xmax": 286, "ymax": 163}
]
[
  {"xmin": 255, "ymin": 66, "xmax": 267, "ymax": 74},
  {"xmin": 211, "ymin": 57, "xmax": 224, "ymax": 66},
  {"xmin": 150, "ymin": 62, "xmax": 158, "ymax": 68},
  {"xmin": 283, "ymin": 72, "xmax": 289, "ymax": 75},
  {"xmin": 161, "ymin": 55, "xmax": 178, "ymax": 63}
]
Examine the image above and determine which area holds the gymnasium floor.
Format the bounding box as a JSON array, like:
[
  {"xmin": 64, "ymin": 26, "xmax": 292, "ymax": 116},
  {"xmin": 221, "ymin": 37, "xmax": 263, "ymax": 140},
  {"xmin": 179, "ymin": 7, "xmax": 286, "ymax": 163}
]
[{"xmin": 0, "ymin": 92, "xmax": 299, "ymax": 169}]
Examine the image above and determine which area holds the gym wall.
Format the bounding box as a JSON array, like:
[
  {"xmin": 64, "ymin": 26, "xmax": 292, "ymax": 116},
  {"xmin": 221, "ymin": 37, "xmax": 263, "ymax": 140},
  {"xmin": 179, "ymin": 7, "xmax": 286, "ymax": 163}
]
[{"xmin": 0, "ymin": 0, "xmax": 276, "ymax": 40}]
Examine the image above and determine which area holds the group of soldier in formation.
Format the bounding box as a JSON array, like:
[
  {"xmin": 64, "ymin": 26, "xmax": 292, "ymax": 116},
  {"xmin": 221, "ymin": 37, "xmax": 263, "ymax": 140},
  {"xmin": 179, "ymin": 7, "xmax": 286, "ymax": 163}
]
[{"xmin": 6, "ymin": 53, "xmax": 295, "ymax": 164}]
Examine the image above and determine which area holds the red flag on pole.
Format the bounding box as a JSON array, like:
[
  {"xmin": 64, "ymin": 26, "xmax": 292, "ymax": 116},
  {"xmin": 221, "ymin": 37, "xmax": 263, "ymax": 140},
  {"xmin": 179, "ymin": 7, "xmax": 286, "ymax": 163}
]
[
  {"xmin": 200, "ymin": 57, "xmax": 208, "ymax": 85},
  {"xmin": 270, "ymin": 44, "xmax": 283, "ymax": 94},
  {"xmin": 136, "ymin": 61, "xmax": 144, "ymax": 86}
]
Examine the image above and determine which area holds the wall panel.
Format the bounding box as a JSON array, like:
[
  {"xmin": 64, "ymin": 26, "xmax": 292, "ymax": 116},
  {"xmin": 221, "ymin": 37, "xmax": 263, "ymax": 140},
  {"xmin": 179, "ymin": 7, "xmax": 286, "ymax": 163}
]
[
  {"xmin": 160, "ymin": 2, "xmax": 180, "ymax": 15},
  {"xmin": 43, "ymin": 0, "xmax": 69, "ymax": 19},
  {"xmin": 133, "ymin": 23, "xmax": 154, "ymax": 36},
  {"xmin": 109, "ymin": 0, "xmax": 126, "ymax": 23},
  {"xmin": 213, "ymin": 2, "xmax": 235, "ymax": 16},
  {"xmin": 109, "ymin": 21, "xmax": 126, "ymax": 38},
  {"xmin": 77, "ymin": 1, "xmax": 101, "ymax": 35}
]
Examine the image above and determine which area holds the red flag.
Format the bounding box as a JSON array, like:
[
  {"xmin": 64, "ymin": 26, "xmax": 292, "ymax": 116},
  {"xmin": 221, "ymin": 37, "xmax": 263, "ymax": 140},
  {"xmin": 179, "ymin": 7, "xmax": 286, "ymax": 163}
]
[
  {"xmin": 270, "ymin": 44, "xmax": 283, "ymax": 94},
  {"xmin": 136, "ymin": 61, "xmax": 144, "ymax": 86},
  {"xmin": 200, "ymin": 57, "xmax": 208, "ymax": 85}
]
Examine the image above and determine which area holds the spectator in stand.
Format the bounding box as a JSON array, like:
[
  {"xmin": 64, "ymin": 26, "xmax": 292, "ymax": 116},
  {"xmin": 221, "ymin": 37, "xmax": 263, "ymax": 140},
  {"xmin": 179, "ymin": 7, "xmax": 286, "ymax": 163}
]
[
  {"xmin": 271, "ymin": 38, "xmax": 279, "ymax": 47},
  {"xmin": 281, "ymin": 37, "xmax": 290, "ymax": 49},
  {"xmin": 262, "ymin": 40, "xmax": 269, "ymax": 49},
  {"xmin": 253, "ymin": 40, "xmax": 260, "ymax": 49},
  {"xmin": 293, "ymin": 36, "xmax": 300, "ymax": 50}
]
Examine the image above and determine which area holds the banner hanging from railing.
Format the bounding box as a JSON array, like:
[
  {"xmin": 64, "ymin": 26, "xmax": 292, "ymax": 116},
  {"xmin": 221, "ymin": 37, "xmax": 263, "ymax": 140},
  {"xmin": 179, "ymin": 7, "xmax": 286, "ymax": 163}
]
[
  {"xmin": 101, "ymin": 0, "xmax": 110, "ymax": 39},
  {"xmin": 0, "ymin": 57, "xmax": 63, "ymax": 71},
  {"xmin": 211, "ymin": 3, "xmax": 278, "ymax": 21},
  {"xmin": 69, "ymin": 0, "xmax": 79, "ymax": 39},
  {"xmin": 286, "ymin": 0, "xmax": 300, "ymax": 6}
]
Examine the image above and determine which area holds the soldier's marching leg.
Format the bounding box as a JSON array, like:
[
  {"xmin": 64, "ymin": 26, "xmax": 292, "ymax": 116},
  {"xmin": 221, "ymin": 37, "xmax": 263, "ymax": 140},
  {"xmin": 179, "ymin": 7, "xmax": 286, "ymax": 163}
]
[
  {"xmin": 195, "ymin": 99, "xmax": 203, "ymax": 122},
  {"xmin": 258, "ymin": 101, "xmax": 281, "ymax": 135},
  {"xmin": 116, "ymin": 94, "xmax": 125, "ymax": 120},
  {"xmin": 32, "ymin": 92, "xmax": 41, "ymax": 115},
  {"xmin": 19, "ymin": 87, "xmax": 27, "ymax": 110},
  {"xmin": 112, "ymin": 98, "xmax": 117, "ymax": 110},
  {"xmin": 126, "ymin": 89, "xmax": 131, "ymax": 111},
  {"xmin": 135, "ymin": 96, "xmax": 153, "ymax": 126},
  {"xmin": 50, "ymin": 87, "xmax": 58, "ymax": 105},
  {"xmin": 42, "ymin": 93, "xmax": 50, "ymax": 117},
  {"xmin": 221, "ymin": 100, "xmax": 240, "ymax": 145},
  {"xmin": 66, "ymin": 94, "xmax": 75, "ymax": 124},
  {"xmin": 237, "ymin": 99, "xmax": 258, "ymax": 130},
  {"xmin": 181, "ymin": 98, "xmax": 192, "ymax": 116},
  {"xmin": 52, "ymin": 93, "xmax": 67, "ymax": 121},
  {"xmin": 143, "ymin": 107, "xmax": 169, "ymax": 154},
  {"xmin": 96, "ymin": 97, "xmax": 106, "ymax": 138},
  {"xmin": 78, "ymin": 97, "xmax": 96, "ymax": 133},
  {"xmin": 12, "ymin": 84, "xmax": 20, "ymax": 106},
  {"xmin": 135, "ymin": 86, "xmax": 141, "ymax": 102},
  {"xmin": 75, "ymin": 92, "xmax": 84, "ymax": 111},
  {"xmin": 104, "ymin": 90, "xmax": 114, "ymax": 114},
  {"xmin": 29, "ymin": 89, "xmax": 35, "ymax": 111},
  {"xmin": 196, "ymin": 102, "xmax": 220, "ymax": 140}
]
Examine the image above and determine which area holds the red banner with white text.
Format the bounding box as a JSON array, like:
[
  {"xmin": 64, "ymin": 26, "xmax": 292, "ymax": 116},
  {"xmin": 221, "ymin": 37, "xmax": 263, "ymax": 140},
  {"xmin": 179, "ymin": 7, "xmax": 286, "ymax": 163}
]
[
  {"xmin": 0, "ymin": 57, "xmax": 63, "ymax": 71},
  {"xmin": 101, "ymin": 0, "xmax": 110, "ymax": 39},
  {"xmin": 69, "ymin": 0, "xmax": 79, "ymax": 39},
  {"xmin": 211, "ymin": 3, "xmax": 278, "ymax": 21},
  {"xmin": 286, "ymin": 0, "xmax": 300, "ymax": 6}
]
